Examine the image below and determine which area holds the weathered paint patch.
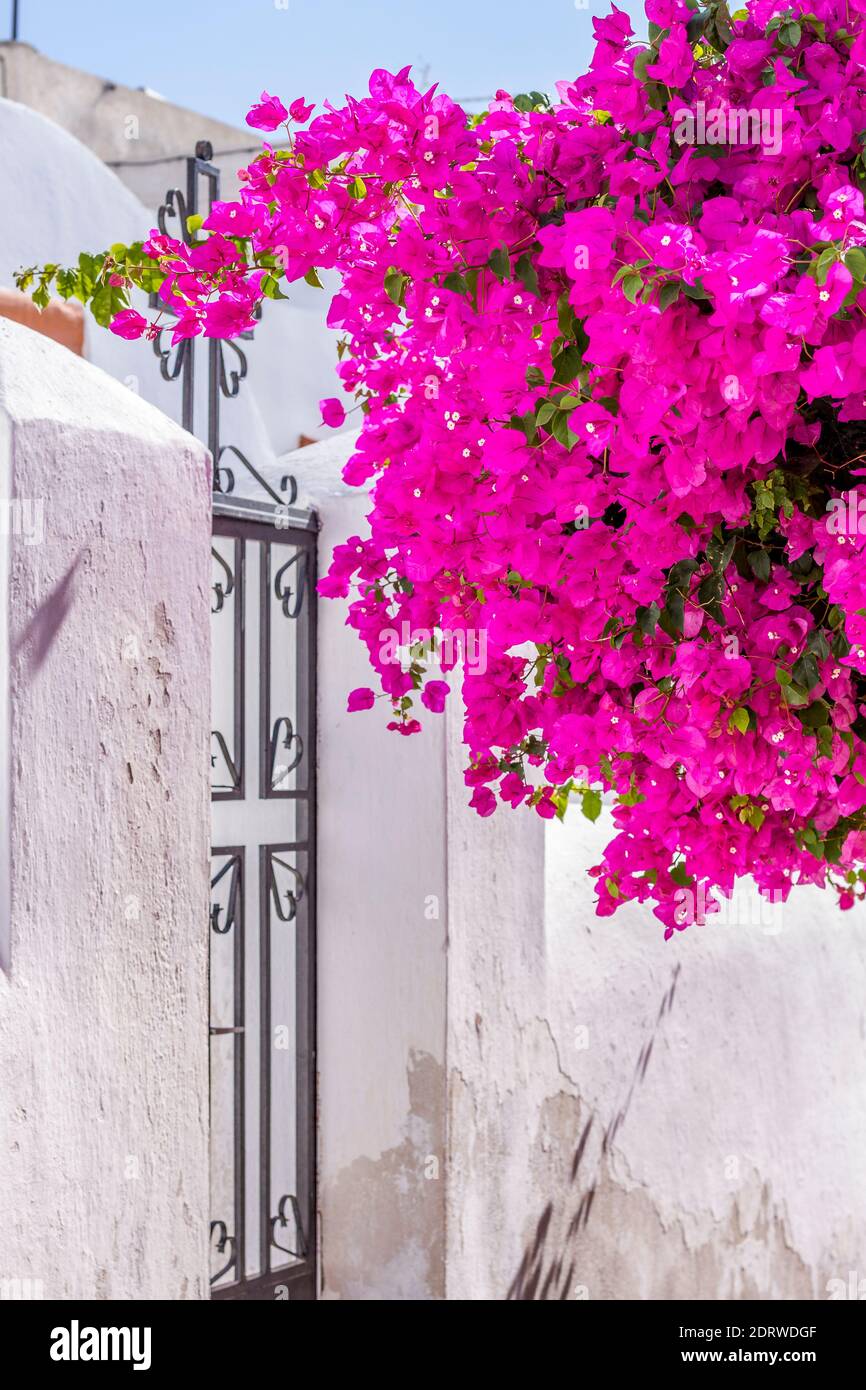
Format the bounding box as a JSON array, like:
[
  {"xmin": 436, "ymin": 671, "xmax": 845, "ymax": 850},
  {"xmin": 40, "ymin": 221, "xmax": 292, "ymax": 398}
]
[{"xmin": 322, "ymin": 1050, "xmax": 445, "ymax": 1300}]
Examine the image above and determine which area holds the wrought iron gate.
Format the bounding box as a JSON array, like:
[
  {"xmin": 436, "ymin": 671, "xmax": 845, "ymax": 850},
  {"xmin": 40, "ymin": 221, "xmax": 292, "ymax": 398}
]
[
  {"xmin": 210, "ymin": 497, "xmax": 317, "ymax": 1300},
  {"xmin": 151, "ymin": 147, "xmax": 318, "ymax": 1300}
]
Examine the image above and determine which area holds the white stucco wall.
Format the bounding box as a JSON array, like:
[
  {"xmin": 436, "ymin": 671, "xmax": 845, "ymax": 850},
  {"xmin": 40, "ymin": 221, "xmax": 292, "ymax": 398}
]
[
  {"xmin": 0, "ymin": 319, "xmax": 212, "ymax": 1299},
  {"xmin": 445, "ymin": 784, "xmax": 866, "ymax": 1301},
  {"xmin": 274, "ymin": 438, "xmax": 448, "ymax": 1300}
]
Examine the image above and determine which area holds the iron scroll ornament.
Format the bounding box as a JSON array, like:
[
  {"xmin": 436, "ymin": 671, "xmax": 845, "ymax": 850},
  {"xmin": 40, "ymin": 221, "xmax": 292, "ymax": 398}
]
[
  {"xmin": 211, "ymin": 546, "xmax": 235, "ymax": 614},
  {"xmin": 210, "ymin": 852, "xmax": 241, "ymax": 934},
  {"xmin": 270, "ymin": 1194, "xmax": 307, "ymax": 1262},
  {"xmin": 210, "ymin": 1220, "xmax": 237, "ymax": 1285},
  {"xmin": 268, "ymin": 854, "xmax": 305, "ymax": 924},
  {"xmin": 269, "ymin": 717, "xmax": 304, "ymax": 791},
  {"xmin": 274, "ymin": 550, "xmax": 308, "ymax": 620}
]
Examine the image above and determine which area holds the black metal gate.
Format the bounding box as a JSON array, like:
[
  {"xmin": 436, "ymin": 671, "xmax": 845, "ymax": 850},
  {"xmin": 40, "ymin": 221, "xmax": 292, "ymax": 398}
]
[
  {"xmin": 210, "ymin": 497, "xmax": 317, "ymax": 1300},
  {"xmin": 151, "ymin": 149, "xmax": 318, "ymax": 1300}
]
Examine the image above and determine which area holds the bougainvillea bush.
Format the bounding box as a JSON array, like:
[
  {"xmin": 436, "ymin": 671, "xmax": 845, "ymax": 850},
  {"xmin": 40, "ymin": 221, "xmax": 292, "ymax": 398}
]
[{"xmin": 24, "ymin": 0, "xmax": 866, "ymax": 933}]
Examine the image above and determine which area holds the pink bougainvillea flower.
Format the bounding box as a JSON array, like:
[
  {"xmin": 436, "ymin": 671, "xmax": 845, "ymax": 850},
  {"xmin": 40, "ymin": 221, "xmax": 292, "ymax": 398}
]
[
  {"xmin": 347, "ymin": 687, "xmax": 376, "ymax": 712},
  {"xmin": 320, "ymin": 397, "xmax": 346, "ymax": 428},
  {"xmin": 109, "ymin": 309, "xmax": 148, "ymax": 340},
  {"xmin": 421, "ymin": 680, "xmax": 450, "ymax": 713},
  {"xmin": 202, "ymin": 202, "xmax": 258, "ymax": 238},
  {"xmin": 246, "ymin": 90, "xmax": 289, "ymax": 131},
  {"xmin": 288, "ymin": 97, "xmax": 315, "ymax": 123}
]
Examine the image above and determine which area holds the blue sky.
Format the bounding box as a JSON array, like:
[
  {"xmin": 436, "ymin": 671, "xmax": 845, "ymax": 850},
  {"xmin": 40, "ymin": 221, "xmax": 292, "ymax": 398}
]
[{"xmin": 9, "ymin": 0, "xmax": 649, "ymax": 129}]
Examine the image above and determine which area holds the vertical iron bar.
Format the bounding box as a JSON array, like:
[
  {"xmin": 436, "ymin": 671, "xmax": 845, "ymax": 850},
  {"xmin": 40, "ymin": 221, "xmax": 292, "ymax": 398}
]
[
  {"xmin": 259, "ymin": 845, "xmax": 272, "ymax": 1277},
  {"xmin": 259, "ymin": 540, "xmax": 272, "ymax": 1276},
  {"xmin": 299, "ymin": 536, "xmax": 317, "ymax": 1272},
  {"xmin": 233, "ymin": 849, "xmax": 246, "ymax": 1283}
]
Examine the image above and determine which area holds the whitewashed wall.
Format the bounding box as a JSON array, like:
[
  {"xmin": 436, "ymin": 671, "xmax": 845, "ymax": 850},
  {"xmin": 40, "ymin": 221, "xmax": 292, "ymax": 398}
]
[
  {"xmin": 444, "ymin": 776, "xmax": 866, "ymax": 1301},
  {"xmin": 273, "ymin": 439, "xmax": 448, "ymax": 1300},
  {"xmin": 0, "ymin": 319, "xmax": 211, "ymax": 1299}
]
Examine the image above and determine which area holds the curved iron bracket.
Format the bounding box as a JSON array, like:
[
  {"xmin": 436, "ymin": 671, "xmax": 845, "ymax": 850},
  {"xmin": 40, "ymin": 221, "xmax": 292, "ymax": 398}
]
[
  {"xmin": 218, "ymin": 339, "xmax": 249, "ymax": 399},
  {"xmin": 269, "ymin": 853, "xmax": 305, "ymax": 923},
  {"xmin": 211, "ymin": 546, "xmax": 235, "ymax": 614},
  {"xmin": 269, "ymin": 716, "xmax": 304, "ymax": 790},
  {"xmin": 270, "ymin": 1194, "xmax": 307, "ymax": 1261},
  {"xmin": 211, "ymin": 730, "xmax": 241, "ymax": 795},
  {"xmin": 210, "ymin": 852, "xmax": 241, "ymax": 934},
  {"xmin": 210, "ymin": 1220, "xmax": 237, "ymax": 1285},
  {"xmin": 273, "ymin": 550, "xmax": 308, "ymax": 620}
]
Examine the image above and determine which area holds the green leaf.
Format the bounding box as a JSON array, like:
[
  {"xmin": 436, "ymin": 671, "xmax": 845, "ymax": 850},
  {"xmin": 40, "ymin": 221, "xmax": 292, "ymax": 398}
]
[
  {"xmin": 796, "ymin": 699, "xmax": 829, "ymax": 727},
  {"xmin": 785, "ymin": 683, "xmax": 810, "ymax": 707},
  {"xmin": 682, "ymin": 278, "xmax": 710, "ymax": 300},
  {"xmin": 659, "ymin": 280, "xmax": 681, "ymax": 311},
  {"xmin": 728, "ymin": 707, "xmax": 750, "ymax": 735},
  {"xmin": 747, "ymin": 548, "xmax": 771, "ymax": 582},
  {"xmin": 749, "ymin": 806, "xmax": 766, "ymax": 830},
  {"xmin": 552, "ymin": 342, "xmax": 583, "ymax": 386},
  {"xmin": 622, "ymin": 274, "xmax": 643, "ymax": 304},
  {"xmin": 660, "ymin": 588, "xmax": 685, "ymax": 636},
  {"xmin": 581, "ymin": 788, "xmax": 602, "ymax": 823},
  {"xmin": 348, "ymin": 174, "xmax": 367, "ymax": 199},
  {"xmin": 814, "ymin": 246, "xmax": 837, "ymax": 286},
  {"xmin": 636, "ymin": 601, "xmax": 660, "ymax": 635},
  {"xmin": 384, "ymin": 267, "xmax": 407, "ymax": 305},
  {"xmin": 487, "ymin": 244, "xmax": 511, "ymax": 282},
  {"xmin": 304, "ymin": 267, "xmax": 324, "ymax": 289},
  {"xmin": 792, "ymin": 653, "xmax": 820, "ymax": 690},
  {"xmin": 633, "ymin": 49, "xmax": 653, "ymax": 86},
  {"xmin": 845, "ymin": 247, "xmax": 866, "ymax": 281},
  {"xmin": 515, "ymin": 253, "xmax": 539, "ymax": 296},
  {"xmin": 549, "ymin": 409, "xmax": 577, "ymax": 450},
  {"xmin": 557, "ymin": 291, "xmax": 577, "ymax": 338},
  {"xmin": 443, "ymin": 270, "xmax": 468, "ymax": 295},
  {"xmin": 260, "ymin": 273, "xmax": 288, "ymax": 300}
]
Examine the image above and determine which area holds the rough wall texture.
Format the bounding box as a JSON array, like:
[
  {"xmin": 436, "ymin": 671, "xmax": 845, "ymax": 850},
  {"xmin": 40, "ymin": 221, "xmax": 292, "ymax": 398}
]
[
  {"xmin": 444, "ymin": 730, "xmax": 866, "ymax": 1300},
  {"xmin": 0, "ymin": 320, "xmax": 212, "ymax": 1299}
]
